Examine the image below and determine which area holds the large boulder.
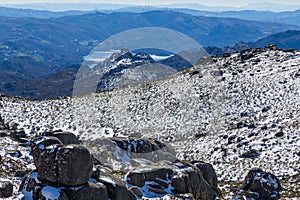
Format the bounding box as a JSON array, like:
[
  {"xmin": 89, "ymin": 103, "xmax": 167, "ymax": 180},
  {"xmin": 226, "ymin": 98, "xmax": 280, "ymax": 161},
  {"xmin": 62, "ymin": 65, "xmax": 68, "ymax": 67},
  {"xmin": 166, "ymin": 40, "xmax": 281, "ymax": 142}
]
[
  {"xmin": 32, "ymin": 137, "xmax": 93, "ymax": 186},
  {"xmin": 192, "ymin": 161, "xmax": 219, "ymax": 189},
  {"xmin": 244, "ymin": 168, "xmax": 282, "ymax": 199},
  {"xmin": 126, "ymin": 160, "xmax": 221, "ymax": 200},
  {"xmin": 20, "ymin": 171, "xmax": 108, "ymax": 200},
  {"xmin": 32, "ymin": 137, "xmax": 63, "ymax": 183},
  {"xmin": 57, "ymin": 145, "xmax": 93, "ymax": 186}
]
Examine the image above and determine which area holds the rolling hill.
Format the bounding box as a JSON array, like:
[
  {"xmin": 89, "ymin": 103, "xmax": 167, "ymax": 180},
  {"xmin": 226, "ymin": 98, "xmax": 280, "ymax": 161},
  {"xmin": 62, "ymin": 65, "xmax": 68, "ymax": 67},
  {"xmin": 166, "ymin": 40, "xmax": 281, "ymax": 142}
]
[
  {"xmin": 1, "ymin": 10, "xmax": 298, "ymax": 68},
  {"xmin": 0, "ymin": 6, "xmax": 90, "ymax": 18},
  {"xmin": 252, "ymin": 30, "xmax": 300, "ymax": 50}
]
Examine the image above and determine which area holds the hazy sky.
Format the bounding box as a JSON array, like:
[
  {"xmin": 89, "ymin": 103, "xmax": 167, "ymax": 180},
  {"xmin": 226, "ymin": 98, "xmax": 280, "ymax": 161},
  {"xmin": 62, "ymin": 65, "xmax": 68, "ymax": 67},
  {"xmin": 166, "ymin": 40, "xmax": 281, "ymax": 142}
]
[{"xmin": 2, "ymin": 0, "xmax": 300, "ymax": 7}]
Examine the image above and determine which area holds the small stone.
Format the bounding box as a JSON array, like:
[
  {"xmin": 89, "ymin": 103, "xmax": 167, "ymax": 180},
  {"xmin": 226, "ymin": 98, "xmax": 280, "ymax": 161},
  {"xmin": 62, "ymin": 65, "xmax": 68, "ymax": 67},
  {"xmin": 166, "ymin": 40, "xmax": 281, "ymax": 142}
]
[
  {"xmin": 275, "ymin": 132, "xmax": 284, "ymax": 137},
  {"xmin": 9, "ymin": 129, "xmax": 26, "ymax": 140},
  {"xmin": 63, "ymin": 182, "xmax": 108, "ymax": 200},
  {"xmin": 5, "ymin": 150, "xmax": 22, "ymax": 158},
  {"xmin": 0, "ymin": 181, "xmax": 14, "ymax": 198},
  {"xmin": 244, "ymin": 168, "xmax": 282, "ymax": 199},
  {"xmin": 39, "ymin": 186, "xmax": 68, "ymax": 200},
  {"xmin": 98, "ymin": 174, "xmax": 136, "ymax": 200},
  {"xmin": 129, "ymin": 186, "xmax": 143, "ymax": 197},
  {"xmin": 240, "ymin": 149, "xmax": 260, "ymax": 158}
]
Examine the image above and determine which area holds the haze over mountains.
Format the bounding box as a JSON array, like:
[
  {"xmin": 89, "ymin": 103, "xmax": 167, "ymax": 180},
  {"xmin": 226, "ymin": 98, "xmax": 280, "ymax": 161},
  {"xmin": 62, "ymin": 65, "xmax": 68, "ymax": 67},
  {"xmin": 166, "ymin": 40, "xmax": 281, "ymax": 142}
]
[
  {"xmin": 1, "ymin": 2, "xmax": 300, "ymax": 12},
  {"xmin": 1, "ymin": 5, "xmax": 300, "ymax": 27}
]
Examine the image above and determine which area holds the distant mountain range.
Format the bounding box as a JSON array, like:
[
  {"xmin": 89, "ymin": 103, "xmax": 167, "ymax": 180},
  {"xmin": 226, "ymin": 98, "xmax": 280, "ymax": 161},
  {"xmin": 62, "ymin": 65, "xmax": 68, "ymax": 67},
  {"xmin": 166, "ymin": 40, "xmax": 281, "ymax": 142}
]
[
  {"xmin": 2, "ymin": 2, "xmax": 300, "ymax": 12},
  {"xmin": 1, "ymin": 10, "xmax": 297, "ymax": 59},
  {"xmin": 206, "ymin": 30, "xmax": 300, "ymax": 56},
  {"xmin": 252, "ymin": 30, "xmax": 300, "ymax": 50},
  {"xmin": 0, "ymin": 9, "xmax": 300, "ymax": 100},
  {"xmin": 1, "ymin": 6, "xmax": 300, "ymax": 27},
  {"xmin": 0, "ymin": 6, "xmax": 90, "ymax": 18}
]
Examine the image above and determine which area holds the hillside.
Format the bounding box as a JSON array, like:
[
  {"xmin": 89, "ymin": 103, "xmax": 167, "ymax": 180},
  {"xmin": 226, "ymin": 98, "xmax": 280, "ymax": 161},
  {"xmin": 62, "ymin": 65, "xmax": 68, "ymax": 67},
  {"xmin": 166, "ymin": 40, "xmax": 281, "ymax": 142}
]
[
  {"xmin": 0, "ymin": 10, "xmax": 298, "ymax": 66},
  {"xmin": 252, "ymin": 30, "xmax": 300, "ymax": 50},
  {"xmin": 1, "ymin": 6, "xmax": 300, "ymax": 27},
  {"xmin": 175, "ymin": 9, "xmax": 300, "ymax": 27},
  {"xmin": 1, "ymin": 45, "xmax": 299, "ymax": 198},
  {"xmin": 0, "ymin": 6, "xmax": 90, "ymax": 18}
]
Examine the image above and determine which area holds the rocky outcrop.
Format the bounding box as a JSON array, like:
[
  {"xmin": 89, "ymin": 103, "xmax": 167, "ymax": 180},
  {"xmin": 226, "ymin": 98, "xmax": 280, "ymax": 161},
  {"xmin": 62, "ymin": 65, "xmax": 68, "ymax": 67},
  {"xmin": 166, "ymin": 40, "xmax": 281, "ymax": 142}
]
[
  {"xmin": 126, "ymin": 160, "xmax": 221, "ymax": 200},
  {"xmin": 20, "ymin": 135, "xmax": 97, "ymax": 199},
  {"xmin": 243, "ymin": 168, "xmax": 282, "ymax": 199},
  {"xmin": 31, "ymin": 136, "xmax": 93, "ymax": 186},
  {"xmin": 20, "ymin": 171, "xmax": 108, "ymax": 200},
  {"xmin": 17, "ymin": 135, "xmax": 222, "ymax": 199},
  {"xmin": 86, "ymin": 137, "xmax": 177, "ymax": 172}
]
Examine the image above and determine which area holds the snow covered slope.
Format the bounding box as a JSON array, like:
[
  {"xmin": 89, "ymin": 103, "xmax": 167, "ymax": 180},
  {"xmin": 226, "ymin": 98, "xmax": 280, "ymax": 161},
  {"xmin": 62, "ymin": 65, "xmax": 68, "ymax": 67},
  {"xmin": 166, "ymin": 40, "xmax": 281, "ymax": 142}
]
[{"xmin": 1, "ymin": 45, "xmax": 300, "ymax": 198}]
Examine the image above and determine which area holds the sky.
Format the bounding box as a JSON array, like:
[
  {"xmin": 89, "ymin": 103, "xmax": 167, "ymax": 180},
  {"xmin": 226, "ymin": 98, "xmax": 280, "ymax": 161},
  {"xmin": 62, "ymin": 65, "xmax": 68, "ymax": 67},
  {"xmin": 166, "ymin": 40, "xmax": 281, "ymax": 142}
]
[{"xmin": 1, "ymin": 0, "xmax": 300, "ymax": 7}]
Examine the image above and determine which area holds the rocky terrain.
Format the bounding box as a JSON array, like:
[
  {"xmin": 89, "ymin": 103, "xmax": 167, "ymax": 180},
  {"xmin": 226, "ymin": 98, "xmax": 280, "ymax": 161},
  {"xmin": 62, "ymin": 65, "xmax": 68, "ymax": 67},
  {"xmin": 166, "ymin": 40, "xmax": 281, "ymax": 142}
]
[{"xmin": 0, "ymin": 45, "xmax": 300, "ymax": 199}]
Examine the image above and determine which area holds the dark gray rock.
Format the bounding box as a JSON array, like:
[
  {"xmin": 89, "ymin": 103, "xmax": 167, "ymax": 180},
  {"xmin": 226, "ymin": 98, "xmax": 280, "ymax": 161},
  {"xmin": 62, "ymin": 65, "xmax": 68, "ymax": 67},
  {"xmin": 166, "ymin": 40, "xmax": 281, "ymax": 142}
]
[
  {"xmin": 127, "ymin": 166, "xmax": 173, "ymax": 187},
  {"xmin": 52, "ymin": 132, "xmax": 80, "ymax": 145},
  {"xmin": 32, "ymin": 136, "xmax": 63, "ymax": 166},
  {"xmin": 275, "ymin": 132, "xmax": 284, "ymax": 137},
  {"xmin": 8, "ymin": 121, "xmax": 19, "ymax": 130},
  {"xmin": 240, "ymin": 149, "xmax": 260, "ymax": 158},
  {"xmin": 192, "ymin": 161, "xmax": 218, "ymax": 189},
  {"xmin": 0, "ymin": 115, "xmax": 7, "ymax": 130},
  {"xmin": 126, "ymin": 161, "xmax": 220, "ymax": 199},
  {"xmin": 129, "ymin": 186, "xmax": 143, "ymax": 198},
  {"xmin": 0, "ymin": 181, "xmax": 13, "ymax": 198},
  {"xmin": 9, "ymin": 129, "xmax": 26, "ymax": 140},
  {"xmin": 31, "ymin": 137, "xmax": 93, "ymax": 186},
  {"xmin": 20, "ymin": 171, "xmax": 108, "ymax": 200},
  {"xmin": 31, "ymin": 137, "xmax": 63, "ymax": 183},
  {"xmin": 244, "ymin": 168, "xmax": 282, "ymax": 199},
  {"xmin": 86, "ymin": 137, "xmax": 177, "ymax": 168},
  {"xmin": 0, "ymin": 130, "xmax": 7, "ymax": 137},
  {"xmin": 265, "ymin": 44, "xmax": 281, "ymax": 51},
  {"xmin": 63, "ymin": 182, "xmax": 108, "ymax": 200},
  {"xmin": 18, "ymin": 137, "xmax": 32, "ymax": 147},
  {"xmin": 19, "ymin": 171, "xmax": 41, "ymax": 199},
  {"xmin": 97, "ymin": 174, "xmax": 136, "ymax": 200},
  {"xmin": 20, "ymin": 171, "xmax": 67, "ymax": 199},
  {"xmin": 57, "ymin": 145, "xmax": 93, "ymax": 186},
  {"xmin": 175, "ymin": 193, "xmax": 195, "ymax": 199}
]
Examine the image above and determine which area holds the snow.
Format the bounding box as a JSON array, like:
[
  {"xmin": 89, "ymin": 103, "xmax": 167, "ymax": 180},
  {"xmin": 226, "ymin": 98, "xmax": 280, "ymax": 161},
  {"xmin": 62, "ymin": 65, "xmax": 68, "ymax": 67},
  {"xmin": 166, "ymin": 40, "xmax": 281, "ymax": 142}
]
[
  {"xmin": 41, "ymin": 186, "xmax": 62, "ymax": 200},
  {"xmin": 100, "ymin": 177, "xmax": 116, "ymax": 187},
  {"xmin": 149, "ymin": 55, "xmax": 174, "ymax": 61}
]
